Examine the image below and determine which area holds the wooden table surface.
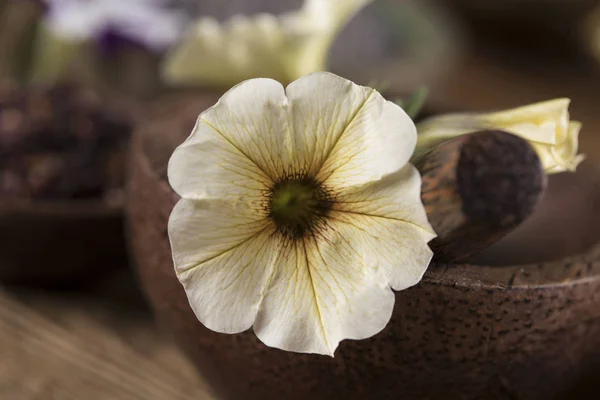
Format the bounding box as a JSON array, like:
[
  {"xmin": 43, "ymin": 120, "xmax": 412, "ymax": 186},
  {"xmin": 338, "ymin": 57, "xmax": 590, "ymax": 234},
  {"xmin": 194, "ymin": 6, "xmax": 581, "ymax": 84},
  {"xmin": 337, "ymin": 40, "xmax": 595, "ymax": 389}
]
[{"xmin": 0, "ymin": 270, "xmax": 215, "ymax": 400}]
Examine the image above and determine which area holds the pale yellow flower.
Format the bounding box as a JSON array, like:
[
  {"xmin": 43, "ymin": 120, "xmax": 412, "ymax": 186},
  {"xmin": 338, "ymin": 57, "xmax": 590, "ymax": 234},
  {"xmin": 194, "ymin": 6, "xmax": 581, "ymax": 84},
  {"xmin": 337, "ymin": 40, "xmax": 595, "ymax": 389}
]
[
  {"xmin": 414, "ymin": 99, "xmax": 585, "ymax": 174},
  {"xmin": 167, "ymin": 72, "xmax": 435, "ymax": 355},
  {"xmin": 162, "ymin": 0, "xmax": 373, "ymax": 88}
]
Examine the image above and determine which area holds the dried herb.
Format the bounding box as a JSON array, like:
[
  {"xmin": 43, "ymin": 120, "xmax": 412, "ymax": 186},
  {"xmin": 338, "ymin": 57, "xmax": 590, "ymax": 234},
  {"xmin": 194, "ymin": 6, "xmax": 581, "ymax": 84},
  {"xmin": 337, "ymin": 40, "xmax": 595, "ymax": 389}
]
[{"xmin": 0, "ymin": 80, "xmax": 132, "ymax": 200}]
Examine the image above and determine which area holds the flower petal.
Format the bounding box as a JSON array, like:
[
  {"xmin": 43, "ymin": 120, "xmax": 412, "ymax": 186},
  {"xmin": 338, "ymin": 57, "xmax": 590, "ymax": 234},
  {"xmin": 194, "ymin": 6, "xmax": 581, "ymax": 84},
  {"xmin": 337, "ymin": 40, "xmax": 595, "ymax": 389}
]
[
  {"xmin": 169, "ymin": 198, "xmax": 279, "ymax": 334},
  {"xmin": 332, "ymin": 164, "xmax": 436, "ymax": 290},
  {"xmin": 414, "ymin": 99, "xmax": 571, "ymax": 158},
  {"xmin": 536, "ymin": 121, "xmax": 586, "ymax": 173},
  {"xmin": 254, "ymin": 225, "xmax": 395, "ymax": 356},
  {"xmin": 285, "ymin": 72, "xmax": 416, "ymax": 189},
  {"xmin": 167, "ymin": 78, "xmax": 290, "ymax": 200},
  {"xmin": 486, "ymin": 98, "xmax": 570, "ymax": 144}
]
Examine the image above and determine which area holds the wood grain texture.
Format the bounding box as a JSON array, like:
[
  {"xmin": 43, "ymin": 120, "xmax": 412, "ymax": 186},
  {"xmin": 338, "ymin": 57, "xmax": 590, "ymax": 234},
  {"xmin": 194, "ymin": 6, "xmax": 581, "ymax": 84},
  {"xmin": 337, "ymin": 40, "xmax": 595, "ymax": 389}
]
[
  {"xmin": 126, "ymin": 91, "xmax": 600, "ymax": 400},
  {"xmin": 414, "ymin": 130, "xmax": 546, "ymax": 262},
  {"xmin": 0, "ymin": 285, "xmax": 214, "ymax": 400}
]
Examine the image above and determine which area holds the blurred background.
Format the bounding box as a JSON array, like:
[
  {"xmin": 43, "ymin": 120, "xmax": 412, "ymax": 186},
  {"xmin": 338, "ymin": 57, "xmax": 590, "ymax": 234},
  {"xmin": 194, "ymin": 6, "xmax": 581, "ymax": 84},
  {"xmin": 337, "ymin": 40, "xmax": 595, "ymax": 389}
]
[{"xmin": 0, "ymin": 0, "xmax": 599, "ymax": 398}]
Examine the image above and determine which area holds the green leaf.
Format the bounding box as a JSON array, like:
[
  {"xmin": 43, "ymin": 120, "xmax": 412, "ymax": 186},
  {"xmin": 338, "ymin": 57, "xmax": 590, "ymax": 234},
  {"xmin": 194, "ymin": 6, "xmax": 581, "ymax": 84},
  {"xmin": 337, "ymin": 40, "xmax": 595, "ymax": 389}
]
[
  {"xmin": 398, "ymin": 86, "xmax": 429, "ymax": 120},
  {"xmin": 366, "ymin": 79, "xmax": 390, "ymax": 93}
]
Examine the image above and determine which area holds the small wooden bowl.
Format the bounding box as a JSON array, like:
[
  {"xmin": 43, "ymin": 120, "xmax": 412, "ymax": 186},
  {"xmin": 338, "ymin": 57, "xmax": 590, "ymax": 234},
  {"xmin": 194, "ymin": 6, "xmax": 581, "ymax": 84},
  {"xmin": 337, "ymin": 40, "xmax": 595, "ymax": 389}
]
[
  {"xmin": 0, "ymin": 199, "xmax": 127, "ymax": 287},
  {"xmin": 0, "ymin": 80, "xmax": 141, "ymax": 286},
  {"xmin": 126, "ymin": 92, "xmax": 600, "ymax": 400}
]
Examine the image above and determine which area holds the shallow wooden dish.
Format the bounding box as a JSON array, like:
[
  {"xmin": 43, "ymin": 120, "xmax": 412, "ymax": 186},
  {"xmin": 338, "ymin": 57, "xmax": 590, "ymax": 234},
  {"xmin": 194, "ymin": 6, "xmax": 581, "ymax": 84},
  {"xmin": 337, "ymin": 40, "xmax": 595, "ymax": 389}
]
[
  {"xmin": 0, "ymin": 199, "xmax": 127, "ymax": 287},
  {"xmin": 126, "ymin": 92, "xmax": 600, "ymax": 400}
]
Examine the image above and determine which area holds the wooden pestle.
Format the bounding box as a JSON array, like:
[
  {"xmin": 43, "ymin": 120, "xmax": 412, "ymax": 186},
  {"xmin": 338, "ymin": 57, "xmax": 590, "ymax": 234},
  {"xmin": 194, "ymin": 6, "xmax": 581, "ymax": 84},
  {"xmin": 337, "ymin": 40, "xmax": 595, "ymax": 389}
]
[{"xmin": 413, "ymin": 130, "xmax": 547, "ymax": 263}]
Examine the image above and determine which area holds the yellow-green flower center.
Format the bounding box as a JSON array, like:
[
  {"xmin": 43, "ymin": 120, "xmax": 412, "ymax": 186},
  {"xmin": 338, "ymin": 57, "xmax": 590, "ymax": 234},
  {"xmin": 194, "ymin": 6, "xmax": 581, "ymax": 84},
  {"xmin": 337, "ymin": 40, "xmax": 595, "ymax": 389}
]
[{"xmin": 268, "ymin": 177, "xmax": 332, "ymax": 240}]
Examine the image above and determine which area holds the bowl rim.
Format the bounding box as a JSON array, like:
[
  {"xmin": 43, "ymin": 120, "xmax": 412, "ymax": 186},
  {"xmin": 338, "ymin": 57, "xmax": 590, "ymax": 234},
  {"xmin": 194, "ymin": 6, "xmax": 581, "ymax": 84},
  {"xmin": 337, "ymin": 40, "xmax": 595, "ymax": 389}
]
[{"xmin": 0, "ymin": 198, "xmax": 122, "ymax": 218}]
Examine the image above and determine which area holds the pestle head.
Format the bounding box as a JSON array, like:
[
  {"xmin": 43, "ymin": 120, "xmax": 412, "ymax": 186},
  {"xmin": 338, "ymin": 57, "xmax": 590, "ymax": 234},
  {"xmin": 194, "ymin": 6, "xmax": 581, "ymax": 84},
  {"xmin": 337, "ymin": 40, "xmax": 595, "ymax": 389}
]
[
  {"xmin": 414, "ymin": 129, "xmax": 547, "ymax": 263},
  {"xmin": 457, "ymin": 130, "xmax": 546, "ymax": 225}
]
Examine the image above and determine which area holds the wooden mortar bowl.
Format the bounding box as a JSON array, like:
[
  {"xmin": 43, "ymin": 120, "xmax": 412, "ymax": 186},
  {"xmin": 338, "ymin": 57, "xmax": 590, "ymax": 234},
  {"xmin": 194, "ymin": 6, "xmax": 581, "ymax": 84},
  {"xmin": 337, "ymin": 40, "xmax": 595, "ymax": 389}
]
[{"xmin": 126, "ymin": 92, "xmax": 600, "ymax": 400}]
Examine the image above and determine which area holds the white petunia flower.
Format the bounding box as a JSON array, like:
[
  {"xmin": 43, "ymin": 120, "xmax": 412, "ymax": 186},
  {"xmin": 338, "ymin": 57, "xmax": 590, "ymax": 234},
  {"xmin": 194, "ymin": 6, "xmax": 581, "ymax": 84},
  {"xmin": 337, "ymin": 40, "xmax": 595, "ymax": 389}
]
[
  {"xmin": 414, "ymin": 99, "xmax": 585, "ymax": 174},
  {"xmin": 162, "ymin": 0, "xmax": 374, "ymax": 88},
  {"xmin": 167, "ymin": 72, "xmax": 436, "ymax": 356}
]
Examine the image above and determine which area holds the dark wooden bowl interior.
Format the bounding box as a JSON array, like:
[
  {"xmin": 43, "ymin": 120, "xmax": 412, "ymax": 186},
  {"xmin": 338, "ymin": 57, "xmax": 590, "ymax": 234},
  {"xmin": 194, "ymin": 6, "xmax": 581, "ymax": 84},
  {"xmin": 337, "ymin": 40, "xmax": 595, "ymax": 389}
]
[
  {"xmin": 472, "ymin": 161, "xmax": 600, "ymax": 266},
  {"xmin": 126, "ymin": 91, "xmax": 600, "ymax": 400}
]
